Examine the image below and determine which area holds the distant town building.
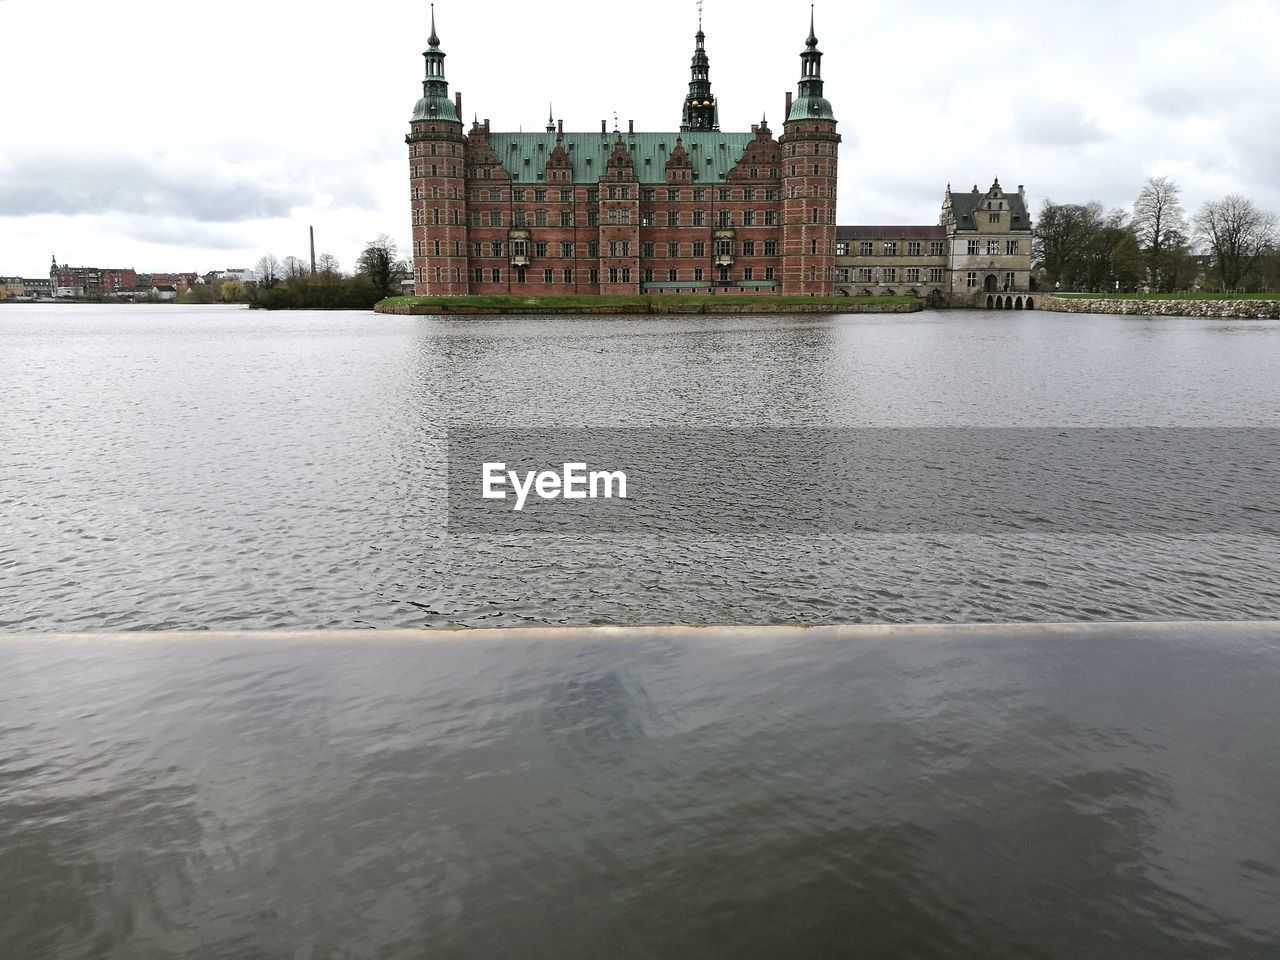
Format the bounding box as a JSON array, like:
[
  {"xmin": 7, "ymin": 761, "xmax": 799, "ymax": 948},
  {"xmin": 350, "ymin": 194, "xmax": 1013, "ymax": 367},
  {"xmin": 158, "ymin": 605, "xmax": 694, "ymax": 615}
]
[
  {"xmin": 835, "ymin": 180, "xmax": 1035, "ymax": 307},
  {"xmin": 50, "ymin": 256, "xmax": 139, "ymax": 298},
  {"xmin": 0, "ymin": 277, "xmax": 24, "ymax": 300},
  {"xmin": 151, "ymin": 285, "xmax": 178, "ymax": 301}
]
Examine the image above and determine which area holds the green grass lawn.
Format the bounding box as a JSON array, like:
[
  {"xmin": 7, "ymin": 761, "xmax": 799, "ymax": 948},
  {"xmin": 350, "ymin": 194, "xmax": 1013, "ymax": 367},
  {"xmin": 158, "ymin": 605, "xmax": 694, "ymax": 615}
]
[
  {"xmin": 378, "ymin": 293, "xmax": 918, "ymax": 311},
  {"xmin": 1056, "ymin": 292, "xmax": 1280, "ymax": 301}
]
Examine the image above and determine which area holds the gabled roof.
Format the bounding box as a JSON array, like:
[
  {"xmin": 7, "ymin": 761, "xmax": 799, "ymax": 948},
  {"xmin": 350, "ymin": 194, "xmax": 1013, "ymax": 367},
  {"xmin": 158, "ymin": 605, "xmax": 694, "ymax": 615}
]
[
  {"xmin": 947, "ymin": 185, "xmax": 1031, "ymax": 231},
  {"xmin": 837, "ymin": 225, "xmax": 946, "ymax": 240},
  {"xmin": 484, "ymin": 131, "xmax": 757, "ymax": 184}
]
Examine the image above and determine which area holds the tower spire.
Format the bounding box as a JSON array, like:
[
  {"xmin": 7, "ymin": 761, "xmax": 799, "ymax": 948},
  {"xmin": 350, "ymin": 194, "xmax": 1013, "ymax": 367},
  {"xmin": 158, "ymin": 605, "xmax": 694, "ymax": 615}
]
[
  {"xmin": 410, "ymin": 3, "xmax": 458, "ymax": 122},
  {"xmin": 680, "ymin": 0, "xmax": 719, "ymax": 132},
  {"xmin": 807, "ymin": 3, "xmax": 817, "ymax": 46}
]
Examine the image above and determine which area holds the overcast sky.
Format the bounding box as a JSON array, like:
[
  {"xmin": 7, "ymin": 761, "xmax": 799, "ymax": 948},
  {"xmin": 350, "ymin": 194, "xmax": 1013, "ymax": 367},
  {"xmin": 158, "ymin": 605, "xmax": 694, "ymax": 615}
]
[{"xmin": 1, "ymin": 0, "xmax": 1277, "ymax": 277}]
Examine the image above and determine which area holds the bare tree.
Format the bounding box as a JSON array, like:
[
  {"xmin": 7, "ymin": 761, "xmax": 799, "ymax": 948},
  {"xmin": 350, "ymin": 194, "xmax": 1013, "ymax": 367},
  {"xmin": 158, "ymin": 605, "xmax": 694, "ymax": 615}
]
[
  {"xmin": 357, "ymin": 235, "xmax": 409, "ymax": 299},
  {"xmin": 255, "ymin": 254, "xmax": 281, "ymax": 288},
  {"xmin": 1132, "ymin": 176, "xmax": 1187, "ymax": 291},
  {"xmin": 316, "ymin": 253, "xmax": 342, "ymax": 276},
  {"xmin": 1193, "ymin": 195, "xmax": 1279, "ymax": 291},
  {"xmin": 282, "ymin": 256, "xmax": 310, "ymax": 281}
]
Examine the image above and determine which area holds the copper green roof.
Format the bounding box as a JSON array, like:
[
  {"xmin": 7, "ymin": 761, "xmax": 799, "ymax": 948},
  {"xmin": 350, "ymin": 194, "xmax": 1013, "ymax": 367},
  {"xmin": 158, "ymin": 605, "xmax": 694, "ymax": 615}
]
[
  {"xmin": 412, "ymin": 95, "xmax": 458, "ymax": 122},
  {"xmin": 485, "ymin": 131, "xmax": 756, "ymax": 184},
  {"xmin": 787, "ymin": 95, "xmax": 835, "ymax": 122}
]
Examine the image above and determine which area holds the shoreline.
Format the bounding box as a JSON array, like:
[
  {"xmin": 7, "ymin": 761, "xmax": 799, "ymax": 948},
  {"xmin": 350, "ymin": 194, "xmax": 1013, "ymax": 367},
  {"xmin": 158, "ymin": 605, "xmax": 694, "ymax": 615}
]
[
  {"xmin": 1042, "ymin": 294, "xmax": 1280, "ymax": 319},
  {"xmin": 375, "ymin": 294, "xmax": 922, "ymax": 316}
]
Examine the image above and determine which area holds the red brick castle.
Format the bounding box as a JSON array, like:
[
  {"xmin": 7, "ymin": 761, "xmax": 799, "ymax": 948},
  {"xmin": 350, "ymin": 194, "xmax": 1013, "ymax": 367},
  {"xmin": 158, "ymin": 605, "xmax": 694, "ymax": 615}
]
[{"xmin": 406, "ymin": 7, "xmax": 839, "ymax": 297}]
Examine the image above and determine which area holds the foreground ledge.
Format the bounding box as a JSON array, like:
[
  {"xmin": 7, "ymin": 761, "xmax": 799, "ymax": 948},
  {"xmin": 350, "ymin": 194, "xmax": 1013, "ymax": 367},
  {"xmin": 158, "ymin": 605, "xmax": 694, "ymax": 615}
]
[{"xmin": 4, "ymin": 621, "xmax": 1278, "ymax": 645}]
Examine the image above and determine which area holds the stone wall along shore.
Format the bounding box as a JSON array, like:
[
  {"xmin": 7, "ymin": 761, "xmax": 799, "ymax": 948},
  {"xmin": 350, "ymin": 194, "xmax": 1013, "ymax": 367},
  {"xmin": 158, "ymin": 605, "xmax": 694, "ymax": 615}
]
[{"xmin": 1042, "ymin": 295, "xmax": 1280, "ymax": 320}]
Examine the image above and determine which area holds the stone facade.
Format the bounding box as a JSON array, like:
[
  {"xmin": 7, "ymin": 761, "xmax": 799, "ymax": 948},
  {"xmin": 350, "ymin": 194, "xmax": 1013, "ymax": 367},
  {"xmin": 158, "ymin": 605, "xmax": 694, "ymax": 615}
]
[
  {"xmin": 407, "ymin": 12, "xmax": 838, "ymax": 297},
  {"xmin": 834, "ymin": 180, "xmax": 1034, "ymax": 306}
]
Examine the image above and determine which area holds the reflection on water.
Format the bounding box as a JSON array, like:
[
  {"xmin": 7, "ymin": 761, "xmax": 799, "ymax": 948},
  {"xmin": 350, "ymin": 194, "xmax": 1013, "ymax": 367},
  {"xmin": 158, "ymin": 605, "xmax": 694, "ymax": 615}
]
[
  {"xmin": 1, "ymin": 625, "xmax": 1278, "ymax": 958},
  {"xmin": 3, "ymin": 304, "xmax": 1280, "ymax": 630}
]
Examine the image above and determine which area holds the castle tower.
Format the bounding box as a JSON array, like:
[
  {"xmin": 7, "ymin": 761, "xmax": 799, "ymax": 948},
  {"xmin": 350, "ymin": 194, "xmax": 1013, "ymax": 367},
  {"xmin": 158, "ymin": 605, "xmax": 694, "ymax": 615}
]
[
  {"xmin": 779, "ymin": 7, "xmax": 840, "ymax": 295},
  {"xmin": 680, "ymin": 5, "xmax": 720, "ymax": 132},
  {"xmin": 407, "ymin": 5, "xmax": 469, "ymax": 295}
]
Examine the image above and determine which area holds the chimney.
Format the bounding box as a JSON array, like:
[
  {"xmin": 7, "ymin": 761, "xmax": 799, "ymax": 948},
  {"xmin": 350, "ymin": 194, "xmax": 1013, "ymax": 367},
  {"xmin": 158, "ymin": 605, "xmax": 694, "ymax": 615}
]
[
  {"xmin": 629, "ymin": 119, "xmax": 634, "ymax": 134},
  {"xmin": 557, "ymin": 119, "xmax": 563, "ymax": 135},
  {"xmin": 601, "ymin": 119, "xmax": 607, "ymax": 133},
  {"xmin": 455, "ymin": 91, "xmax": 462, "ymax": 118},
  {"xmin": 785, "ymin": 92, "xmax": 793, "ymax": 117}
]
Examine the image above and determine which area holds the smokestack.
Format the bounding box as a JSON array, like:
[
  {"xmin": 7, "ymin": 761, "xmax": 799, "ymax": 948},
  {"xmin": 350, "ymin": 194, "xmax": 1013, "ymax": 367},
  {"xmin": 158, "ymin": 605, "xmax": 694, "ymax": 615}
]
[
  {"xmin": 309, "ymin": 226, "xmax": 316, "ymax": 276},
  {"xmin": 601, "ymin": 119, "xmax": 607, "ymax": 134},
  {"xmin": 455, "ymin": 91, "xmax": 462, "ymax": 118},
  {"xmin": 785, "ymin": 92, "xmax": 793, "ymax": 117},
  {"xmin": 557, "ymin": 119, "xmax": 563, "ymax": 135},
  {"xmin": 628, "ymin": 119, "xmax": 634, "ymax": 134}
]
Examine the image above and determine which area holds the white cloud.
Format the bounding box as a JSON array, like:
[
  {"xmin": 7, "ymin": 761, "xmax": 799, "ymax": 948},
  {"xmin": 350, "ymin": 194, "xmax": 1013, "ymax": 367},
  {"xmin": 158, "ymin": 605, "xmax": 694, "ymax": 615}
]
[{"xmin": 1, "ymin": 0, "xmax": 1277, "ymax": 276}]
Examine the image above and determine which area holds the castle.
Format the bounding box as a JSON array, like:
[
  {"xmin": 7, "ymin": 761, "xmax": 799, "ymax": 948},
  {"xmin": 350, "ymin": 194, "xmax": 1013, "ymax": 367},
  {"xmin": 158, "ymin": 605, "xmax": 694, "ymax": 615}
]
[{"xmin": 406, "ymin": 8, "xmax": 1033, "ymax": 305}]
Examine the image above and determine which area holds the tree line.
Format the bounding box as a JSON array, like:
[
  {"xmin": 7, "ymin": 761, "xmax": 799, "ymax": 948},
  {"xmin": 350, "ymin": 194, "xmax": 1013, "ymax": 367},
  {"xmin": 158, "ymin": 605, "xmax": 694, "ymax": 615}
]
[
  {"xmin": 1034, "ymin": 178, "xmax": 1279, "ymax": 294},
  {"xmin": 181, "ymin": 236, "xmax": 410, "ymax": 308}
]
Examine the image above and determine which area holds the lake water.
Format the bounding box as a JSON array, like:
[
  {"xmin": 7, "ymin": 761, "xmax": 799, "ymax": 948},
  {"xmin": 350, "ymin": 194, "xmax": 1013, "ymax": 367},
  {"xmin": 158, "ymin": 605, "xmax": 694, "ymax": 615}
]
[
  {"xmin": 2, "ymin": 304, "xmax": 1280, "ymax": 958},
  {"xmin": 4, "ymin": 302, "xmax": 1280, "ymax": 629}
]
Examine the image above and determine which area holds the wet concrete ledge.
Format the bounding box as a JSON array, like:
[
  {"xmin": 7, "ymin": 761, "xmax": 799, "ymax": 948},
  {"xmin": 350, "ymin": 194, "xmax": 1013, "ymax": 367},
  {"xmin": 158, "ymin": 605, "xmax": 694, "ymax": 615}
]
[{"xmin": 3, "ymin": 621, "xmax": 1278, "ymax": 645}]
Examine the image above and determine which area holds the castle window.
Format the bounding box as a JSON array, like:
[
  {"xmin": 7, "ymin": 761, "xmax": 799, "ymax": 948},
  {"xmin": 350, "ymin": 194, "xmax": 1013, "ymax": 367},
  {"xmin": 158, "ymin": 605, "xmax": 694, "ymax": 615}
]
[
  {"xmin": 742, "ymin": 240, "xmax": 756, "ymax": 255},
  {"xmin": 535, "ymin": 210, "xmax": 548, "ymax": 226},
  {"xmin": 564, "ymin": 268, "xmax": 573, "ymax": 283},
  {"xmin": 836, "ymin": 268, "xmax": 849, "ymax": 282},
  {"xmin": 491, "ymin": 241, "xmax": 502, "ymax": 257},
  {"xmin": 764, "ymin": 240, "xmax": 778, "ymax": 256},
  {"xmin": 474, "ymin": 268, "xmax": 484, "ymax": 284},
  {"xmin": 513, "ymin": 189, "xmax": 525, "ymax": 201},
  {"xmin": 561, "ymin": 211, "xmax": 573, "ymax": 227},
  {"xmin": 906, "ymin": 268, "xmax": 921, "ymax": 282},
  {"xmin": 668, "ymin": 242, "xmax": 679, "ymax": 257},
  {"xmin": 1006, "ymin": 272, "xmax": 1016, "ymax": 288},
  {"xmin": 490, "ymin": 188, "xmax": 501, "ymax": 201},
  {"xmin": 622, "ymin": 268, "xmax": 631, "ymax": 283},
  {"xmin": 561, "ymin": 242, "xmax": 575, "ymax": 257},
  {"xmin": 473, "ymin": 242, "xmax": 482, "ymax": 256},
  {"xmin": 667, "ymin": 210, "xmax": 679, "ymax": 226},
  {"xmin": 492, "ymin": 267, "xmax": 502, "ymax": 282},
  {"xmin": 836, "ymin": 242, "xmax": 848, "ymax": 256},
  {"xmin": 744, "ymin": 187, "xmax": 755, "ymax": 201},
  {"xmin": 718, "ymin": 210, "xmax": 731, "ymax": 226},
  {"xmin": 883, "ymin": 268, "xmax": 896, "ymax": 283},
  {"xmin": 608, "ymin": 268, "xmax": 619, "ymax": 283},
  {"xmin": 987, "ymin": 240, "xmax": 1000, "ymax": 256},
  {"xmin": 929, "ymin": 268, "xmax": 945, "ymax": 283},
  {"xmin": 1006, "ymin": 240, "xmax": 1020, "ymax": 256},
  {"xmin": 967, "ymin": 239, "xmax": 980, "ymax": 255},
  {"xmin": 433, "ymin": 240, "xmax": 442, "ymax": 256},
  {"xmin": 743, "ymin": 210, "xmax": 755, "ymax": 226},
  {"xmin": 695, "ymin": 267, "xmax": 704, "ymax": 281},
  {"xmin": 535, "ymin": 242, "xmax": 548, "ymax": 257},
  {"xmin": 765, "ymin": 267, "xmax": 775, "ymax": 280},
  {"xmin": 693, "ymin": 188, "xmax": 704, "ymax": 201},
  {"xmin": 693, "ymin": 241, "xmax": 705, "ymax": 257},
  {"xmin": 643, "ymin": 242, "xmax": 655, "ymax": 257},
  {"xmin": 908, "ymin": 241, "xmax": 922, "ymax": 256},
  {"xmin": 858, "ymin": 268, "xmax": 872, "ymax": 282},
  {"xmin": 989, "ymin": 212, "xmax": 1001, "ymax": 224},
  {"xmin": 931, "ymin": 240, "xmax": 945, "ymax": 256},
  {"xmin": 535, "ymin": 189, "xmax": 547, "ymax": 201},
  {"xmin": 589, "ymin": 268, "xmax": 599, "ymax": 284},
  {"xmin": 669, "ymin": 268, "xmax": 678, "ymax": 281},
  {"xmin": 587, "ymin": 210, "xmax": 598, "ymax": 226},
  {"xmin": 884, "ymin": 242, "xmax": 897, "ymax": 256},
  {"xmin": 693, "ymin": 211, "xmax": 705, "ymax": 227},
  {"xmin": 966, "ymin": 272, "xmax": 978, "ymax": 288},
  {"xmin": 810, "ymin": 240, "xmax": 818, "ymax": 255},
  {"xmin": 719, "ymin": 188, "xmax": 730, "ymax": 202},
  {"xmin": 643, "ymin": 189, "xmax": 655, "ymax": 202},
  {"xmin": 512, "ymin": 210, "xmax": 526, "ymax": 226},
  {"xmin": 644, "ymin": 268, "xmax": 654, "ymax": 282},
  {"xmin": 812, "ymin": 209, "xmax": 819, "ymax": 224},
  {"xmin": 763, "ymin": 211, "xmax": 777, "ymax": 226},
  {"xmin": 744, "ymin": 267, "xmax": 754, "ymax": 280},
  {"xmin": 544, "ymin": 269, "xmax": 553, "ymax": 284}
]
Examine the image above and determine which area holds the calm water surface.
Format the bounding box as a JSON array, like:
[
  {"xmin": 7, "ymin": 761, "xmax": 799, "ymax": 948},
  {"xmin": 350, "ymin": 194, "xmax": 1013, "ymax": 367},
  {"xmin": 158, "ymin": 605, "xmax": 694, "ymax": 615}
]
[{"xmin": 3, "ymin": 302, "xmax": 1280, "ymax": 629}]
